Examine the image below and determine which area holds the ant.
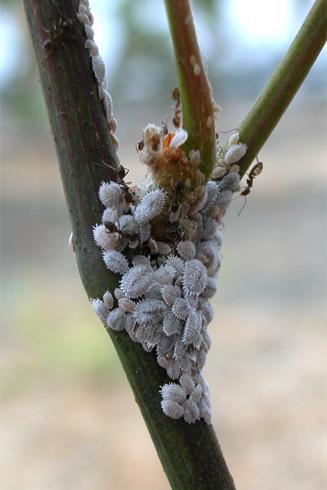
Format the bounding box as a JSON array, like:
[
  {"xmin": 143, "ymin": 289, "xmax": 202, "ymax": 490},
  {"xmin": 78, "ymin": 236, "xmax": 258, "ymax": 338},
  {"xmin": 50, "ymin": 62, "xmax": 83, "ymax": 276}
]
[
  {"xmin": 237, "ymin": 158, "xmax": 263, "ymax": 215},
  {"xmin": 136, "ymin": 139, "xmax": 144, "ymax": 152},
  {"xmin": 240, "ymin": 159, "xmax": 263, "ymax": 197},
  {"xmin": 116, "ymin": 164, "xmax": 136, "ymax": 205},
  {"xmin": 100, "ymin": 160, "xmax": 136, "ymax": 205},
  {"xmin": 104, "ymin": 221, "xmax": 118, "ymax": 233}
]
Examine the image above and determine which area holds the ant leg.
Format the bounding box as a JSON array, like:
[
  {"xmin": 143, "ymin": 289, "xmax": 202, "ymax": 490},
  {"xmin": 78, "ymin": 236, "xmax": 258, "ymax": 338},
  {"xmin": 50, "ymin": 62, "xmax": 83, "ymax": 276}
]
[{"xmin": 237, "ymin": 196, "xmax": 247, "ymax": 216}]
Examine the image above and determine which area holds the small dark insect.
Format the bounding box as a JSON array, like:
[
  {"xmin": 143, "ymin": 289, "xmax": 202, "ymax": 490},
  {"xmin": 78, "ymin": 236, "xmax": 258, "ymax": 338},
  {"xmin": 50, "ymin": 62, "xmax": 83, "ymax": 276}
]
[
  {"xmin": 121, "ymin": 184, "xmax": 135, "ymax": 205},
  {"xmin": 104, "ymin": 221, "xmax": 118, "ymax": 233},
  {"xmin": 99, "ymin": 160, "xmax": 135, "ymax": 205},
  {"xmin": 238, "ymin": 159, "xmax": 263, "ymax": 216},
  {"xmin": 172, "ymin": 87, "xmax": 182, "ymax": 128},
  {"xmin": 117, "ymin": 164, "xmax": 129, "ymax": 180},
  {"xmin": 136, "ymin": 139, "xmax": 144, "ymax": 152},
  {"xmin": 240, "ymin": 160, "xmax": 263, "ymax": 197}
]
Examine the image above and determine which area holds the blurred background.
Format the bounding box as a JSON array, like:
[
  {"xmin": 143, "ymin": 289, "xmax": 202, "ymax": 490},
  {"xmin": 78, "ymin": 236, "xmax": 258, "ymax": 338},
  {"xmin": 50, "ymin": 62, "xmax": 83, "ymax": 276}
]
[{"xmin": 1, "ymin": 0, "xmax": 327, "ymax": 489}]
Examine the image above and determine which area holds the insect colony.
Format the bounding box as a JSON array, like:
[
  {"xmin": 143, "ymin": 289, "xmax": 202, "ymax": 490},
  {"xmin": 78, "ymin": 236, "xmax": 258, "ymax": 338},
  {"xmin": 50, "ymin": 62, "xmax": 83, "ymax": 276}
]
[{"xmin": 78, "ymin": 0, "xmax": 260, "ymax": 423}]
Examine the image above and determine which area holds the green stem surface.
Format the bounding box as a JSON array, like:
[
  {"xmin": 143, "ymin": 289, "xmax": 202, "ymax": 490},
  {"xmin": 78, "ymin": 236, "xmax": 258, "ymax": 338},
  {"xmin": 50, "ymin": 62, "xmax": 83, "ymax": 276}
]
[
  {"xmin": 238, "ymin": 0, "xmax": 327, "ymax": 176},
  {"xmin": 164, "ymin": 0, "xmax": 216, "ymax": 178},
  {"xmin": 23, "ymin": 1, "xmax": 236, "ymax": 488}
]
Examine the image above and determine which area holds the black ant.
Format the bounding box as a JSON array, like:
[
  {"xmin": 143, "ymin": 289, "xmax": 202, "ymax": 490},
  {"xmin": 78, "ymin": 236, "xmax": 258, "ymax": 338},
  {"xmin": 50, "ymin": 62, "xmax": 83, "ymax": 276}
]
[
  {"xmin": 104, "ymin": 221, "xmax": 118, "ymax": 233},
  {"xmin": 240, "ymin": 159, "xmax": 263, "ymax": 197},
  {"xmin": 238, "ymin": 158, "xmax": 263, "ymax": 215},
  {"xmin": 100, "ymin": 160, "xmax": 136, "ymax": 205},
  {"xmin": 136, "ymin": 139, "xmax": 144, "ymax": 152},
  {"xmin": 116, "ymin": 164, "xmax": 136, "ymax": 205}
]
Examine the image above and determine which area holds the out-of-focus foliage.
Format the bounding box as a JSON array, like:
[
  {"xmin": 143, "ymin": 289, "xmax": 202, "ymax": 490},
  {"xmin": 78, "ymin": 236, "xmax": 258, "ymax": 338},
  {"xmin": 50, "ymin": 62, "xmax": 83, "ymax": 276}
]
[{"xmin": 1, "ymin": 0, "xmax": 325, "ymax": 121}]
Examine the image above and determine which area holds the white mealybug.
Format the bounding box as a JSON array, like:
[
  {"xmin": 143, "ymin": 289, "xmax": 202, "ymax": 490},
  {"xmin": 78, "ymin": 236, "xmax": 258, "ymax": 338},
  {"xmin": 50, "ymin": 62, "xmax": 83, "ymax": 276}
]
[
  {"xmin": 102, "ymin": 207, "xmax": 119, "ymax": 224},
  {"xmin": 93, "ymin": 224, "xmax": 119, "ymax": 250},
  {"xmin": 161, "ymin": 285, "xmax": 180, "ymax": 307},
  {"xmin": 183, "ymin": 259, "xmax": 208, "ymax": 296},
  {"xmin": 183, "ymin": 308, "xmax": 202, "ymax": 346},
  {"xmin": 91, "ymin": 298, "xmax": 108, "ymax": 322},
  {"xmin": 153, "ymin": 265, "xmax": 175, "ymax": 285},
  {"xmin": 190, "ymin": 384, "xmax": 203, "ymax": 403},
  {"xmin": 160, "ymin": 383, "xmax": 187, "ymax": 403},
  {"xmin": 117, "ymin": 215, "xmax": 139, "ymax": 236},
  {"xmin": 180, "ymin": 373, "xmax": 195, "ymax": 395},
  {"xmin": 103, "ymin": 250, "xmax": 129, "ymax": 274},
  {"xmin": 84, "ymin": 25, "xmax": 94, "ymax": 39},
  {"xmin": 91, "ymin": 54, "xmax": 106, "ymax": 84},
  {"xmin": 212, "ymin": 190, "xmax": 233, "ymax": 214},
  {"xmin": 161, "ymin": 399, "xmax": 184, "ymax": 419},
  {"xmin": 199, "ymin": 397, "xmax": 211, "ymax": 424},
  {"xmin": 224, "ymin": 143, "xmax": 247, "ymax": 165},
  {"xmin": 134, "ymin": 299, "xmax": 167, "ymax": 325},
  {"xmin": 166, "ymin": 358, "xmax": 181, "ymax": 380},
  {"xmin": 165, "ymin": 256, "xmax": 185, "ymax": 277},
  {"xmin": 118, "ymin": 298, "xmax": 136, "ymax": 314},
  {"xmin": 183, "ymin": 399, "xmax": 200, "ymax": 424},
  {"xmin": 228, "ymin": 132, "xmax": 240, "ymax": 147},
  {"xmin": 98, "ymin": 182, "xmax": 122, "ymax": 209},
  {"xmin": 198, "ymin": 241, "xmax": 221, "ymax": 275},
  {"xmin": 169, "ymin": 128, "xmax": 188, "ymax": 148},
  {"xmin": 173, "ymin": 336, "xmax": 188, "ymax": 360},
  {"xmin": 120, "ymin": 266, "xmax": 154, "ymax": 299},
  {"xmin": 103, "ymin": 90, "xmax": 113, "ymax": 118},
  {"xmin": 185, "ymin": 294, "xmax": 199, "ymax": 309},
  {"xmin": 163, "ymin": 311, "xmax": 183, "ymax": 336},
  {"xmin": 212, "ymin": 166, "xmax": 226, "ymax": 180},
  {"xmin": 171, "ymin": 297, "xmax": 189, "ymax": 321},
  {"xmin": 132, "ymin": 255, "xmax": 152, "ymax": 269},
  {"xmin": 201, "ymin": 277, "xmax": 218, "ymax": 299},
  {"xmin": 198, "ymin": 298, "xmax": 214, "ymax": 324},
  {"xmin": 134, "ymin": 189, "xmax": 166, "ymax": 224},
  {"xmin": 106, "ymin": 308, "xmax": 126, "ymax": 331},
  {"xmin": 177, "ymin": 240, "xmax": 196, "ymax": 260},
  {"xmin": 103, "ymin": 291, "xmax": 114, "ymax": 310},
  {"xmin": 156, "ymin": 241, "xmax": 172, "ymax": 256},
  {"xmin": 217, "ymin": 172, "xmax": 240, "ymax": 193},
  {"xmin": 201, "ymin": 181, "xmax": 218, "ymax": 212}
]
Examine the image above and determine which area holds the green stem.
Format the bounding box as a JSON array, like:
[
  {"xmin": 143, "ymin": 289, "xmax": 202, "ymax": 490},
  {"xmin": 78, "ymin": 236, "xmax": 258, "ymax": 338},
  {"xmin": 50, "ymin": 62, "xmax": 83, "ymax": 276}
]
[
  {"xmin": 23, "ymin": 1, "xmax": 236, "ymax": 488},
  {"xmin": 164, "ymin": 0, "xmax": 216, "ymax": 179},
  {"xmin": 238, "ymin": 0, "xmax": 327, "ymax": 176}
]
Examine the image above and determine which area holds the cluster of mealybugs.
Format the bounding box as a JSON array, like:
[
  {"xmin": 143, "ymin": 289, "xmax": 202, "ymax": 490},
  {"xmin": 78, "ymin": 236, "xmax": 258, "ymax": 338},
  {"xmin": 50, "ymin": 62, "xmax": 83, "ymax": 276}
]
[
  {"xmin": 91, "ymin": 123, "xmax": 246, "ymax": 424},
  {"xmin": 79, "ymin": 0, "xmax": 262, "ymax": 424}
]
